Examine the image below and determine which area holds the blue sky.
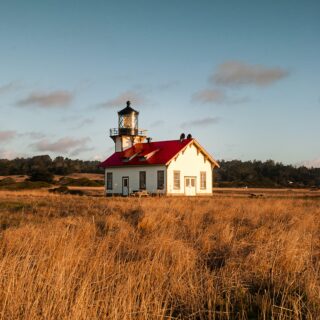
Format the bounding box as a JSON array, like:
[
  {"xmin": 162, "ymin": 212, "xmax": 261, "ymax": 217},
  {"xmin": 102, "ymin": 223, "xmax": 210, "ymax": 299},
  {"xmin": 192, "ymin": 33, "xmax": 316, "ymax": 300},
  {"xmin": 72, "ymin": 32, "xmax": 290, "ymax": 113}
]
[{"xmin": 0, "ymin": 0, "xmax": 319, "ymax": 166}]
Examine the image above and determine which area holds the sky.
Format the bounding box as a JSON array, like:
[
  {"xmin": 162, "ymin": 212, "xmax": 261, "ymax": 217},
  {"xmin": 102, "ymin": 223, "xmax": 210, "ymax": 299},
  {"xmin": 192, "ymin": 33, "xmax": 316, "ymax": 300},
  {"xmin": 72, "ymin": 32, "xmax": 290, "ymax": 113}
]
[{"xmin": 0, "ymin": 0, "xmax": 319, "ymax": 166}]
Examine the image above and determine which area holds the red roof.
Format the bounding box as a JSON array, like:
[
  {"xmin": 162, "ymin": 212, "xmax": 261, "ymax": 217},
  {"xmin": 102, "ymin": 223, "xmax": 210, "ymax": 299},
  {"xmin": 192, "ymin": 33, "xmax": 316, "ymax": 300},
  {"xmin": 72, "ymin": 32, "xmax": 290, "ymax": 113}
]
[{"xmin": 99, "ymin": 139, "xmax": 193, "ymax": 167}]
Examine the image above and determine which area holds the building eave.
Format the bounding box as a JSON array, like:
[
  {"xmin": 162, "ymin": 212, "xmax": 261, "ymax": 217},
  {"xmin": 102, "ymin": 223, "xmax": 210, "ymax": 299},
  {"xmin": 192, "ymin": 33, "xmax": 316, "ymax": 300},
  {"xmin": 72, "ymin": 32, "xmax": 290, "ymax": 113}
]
[
  {"xmin": 192, "ymin": 139, "xmax": 220, "ymax": 168},
  {"xmin": 103, "ymin": 164, "xmax": 167, "ymax": 168},
  {"xmin": 165, "ymin": 139, "xmax": 194, "ymax": 166},
  {"xmin": 165, "ymin": 139, "xmax": 220, "ymax": 168}
]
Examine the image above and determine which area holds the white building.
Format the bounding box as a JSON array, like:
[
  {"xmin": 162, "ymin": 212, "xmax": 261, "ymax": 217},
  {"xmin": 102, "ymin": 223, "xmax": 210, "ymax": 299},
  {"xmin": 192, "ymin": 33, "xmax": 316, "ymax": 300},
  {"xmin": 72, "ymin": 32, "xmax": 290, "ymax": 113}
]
[{"xmin": 100, "ymin": 101, "xmax": 219, "ymax": 196}]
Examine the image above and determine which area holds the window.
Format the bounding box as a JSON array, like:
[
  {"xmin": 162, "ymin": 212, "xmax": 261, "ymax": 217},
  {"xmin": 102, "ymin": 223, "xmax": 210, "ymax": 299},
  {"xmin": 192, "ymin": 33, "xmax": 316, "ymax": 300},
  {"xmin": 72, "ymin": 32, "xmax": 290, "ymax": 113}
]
[
  {"xmin": 157, "ymin": 170, "xmax": 164, "ymax": 190},
  {"xmin": 200, "ymin": 171, "xmax": 206, "ymax": 189},
  {"xmin": 106, "ymin": 172, "xmax": 113, "ymax": 190},
  {"xmin": 139, "ymin": 171, "xmax": 146, "ymax": 190},
  {"xmin": 173, "ymin": 171, "xmax": 180, "ymax": 189}
]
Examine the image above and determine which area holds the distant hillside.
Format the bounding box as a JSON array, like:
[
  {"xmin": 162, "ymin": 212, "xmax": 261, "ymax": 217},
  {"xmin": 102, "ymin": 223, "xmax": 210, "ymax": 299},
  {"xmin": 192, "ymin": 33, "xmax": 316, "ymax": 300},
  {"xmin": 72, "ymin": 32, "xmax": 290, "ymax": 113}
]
[{"xmin": 0, "ymin": 156, "xmax": 319, "ymax": 188}]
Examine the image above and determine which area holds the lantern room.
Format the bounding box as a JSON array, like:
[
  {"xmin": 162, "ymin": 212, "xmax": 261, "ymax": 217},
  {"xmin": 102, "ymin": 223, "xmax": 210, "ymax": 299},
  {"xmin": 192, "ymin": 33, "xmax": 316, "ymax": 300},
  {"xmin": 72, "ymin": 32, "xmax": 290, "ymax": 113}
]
[
  {"xmin": 118, "ymin": 101, "xmax": 139, "ymax": 135},
  {"xmin": 109, "ymin": 101, "xmax": 147, "ymax": 152}
]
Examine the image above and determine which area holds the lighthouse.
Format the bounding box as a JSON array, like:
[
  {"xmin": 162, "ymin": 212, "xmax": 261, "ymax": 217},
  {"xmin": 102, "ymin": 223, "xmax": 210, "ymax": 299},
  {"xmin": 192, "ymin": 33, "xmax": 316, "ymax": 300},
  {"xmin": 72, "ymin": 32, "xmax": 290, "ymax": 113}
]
[
  {"xmin": 101, "ymin": 101, "xmax": 219, "ymax": 196},
  {"xmin": 109, "ymin": 101, "xmax": 147, "ymax": 152}
]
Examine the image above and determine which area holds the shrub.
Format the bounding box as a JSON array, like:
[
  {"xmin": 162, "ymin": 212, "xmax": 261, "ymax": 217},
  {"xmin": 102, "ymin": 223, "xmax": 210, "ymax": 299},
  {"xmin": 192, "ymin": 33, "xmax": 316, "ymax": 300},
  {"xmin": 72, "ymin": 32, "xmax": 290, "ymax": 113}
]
[
  {"xmin": 0, "ymin": 181, "xmax": 51, "ymax": 190},
  {"xmin": 29, "ymin": 168, "xmax": 54, "ymax": 183},
  {"xmin": 0, "ymin": 177, "xmax": 15, "ymax": 186},
  {"xmin": 59, "ymin": 177, "xmax": 103, "ymax": 187}
]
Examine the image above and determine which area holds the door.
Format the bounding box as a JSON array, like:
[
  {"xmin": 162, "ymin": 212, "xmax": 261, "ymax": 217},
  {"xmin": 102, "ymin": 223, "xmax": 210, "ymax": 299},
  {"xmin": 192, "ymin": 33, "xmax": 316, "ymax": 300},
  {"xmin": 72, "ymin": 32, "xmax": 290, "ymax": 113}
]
[
  {"xmin": 184, "ymin": 177, "xmax": 196, "ymax": 196},
  {"xmin": 122, "ymin": 177, "xmax": 129, "ymax": 196}
]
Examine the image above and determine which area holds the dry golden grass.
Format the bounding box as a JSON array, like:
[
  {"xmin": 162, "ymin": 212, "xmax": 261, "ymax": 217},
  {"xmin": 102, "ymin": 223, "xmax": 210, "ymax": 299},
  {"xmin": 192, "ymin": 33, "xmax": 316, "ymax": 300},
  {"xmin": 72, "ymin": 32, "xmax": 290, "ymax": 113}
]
[
  {"xmin": 0, "ymin": 191, "xmax": 319, "ymax": 319},
  {"xmin": 55, "ymin": 173, "xmax": 104, "ymax": 181}
]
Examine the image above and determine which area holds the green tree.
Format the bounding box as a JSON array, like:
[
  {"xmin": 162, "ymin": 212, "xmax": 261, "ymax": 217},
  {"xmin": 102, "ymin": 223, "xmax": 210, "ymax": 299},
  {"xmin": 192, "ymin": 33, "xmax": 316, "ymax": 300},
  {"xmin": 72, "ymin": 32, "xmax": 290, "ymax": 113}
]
[{"xmin": 29, "ymin": 167, "xmax": 54, "ymax": 183}]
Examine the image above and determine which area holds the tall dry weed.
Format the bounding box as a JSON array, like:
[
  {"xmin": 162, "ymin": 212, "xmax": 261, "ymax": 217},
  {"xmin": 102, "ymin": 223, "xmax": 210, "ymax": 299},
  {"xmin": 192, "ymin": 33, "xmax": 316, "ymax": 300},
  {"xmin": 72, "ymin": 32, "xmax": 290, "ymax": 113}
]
[{"xmin": 0, "ymin": 193, "xmax": 319, "ymax": 319}]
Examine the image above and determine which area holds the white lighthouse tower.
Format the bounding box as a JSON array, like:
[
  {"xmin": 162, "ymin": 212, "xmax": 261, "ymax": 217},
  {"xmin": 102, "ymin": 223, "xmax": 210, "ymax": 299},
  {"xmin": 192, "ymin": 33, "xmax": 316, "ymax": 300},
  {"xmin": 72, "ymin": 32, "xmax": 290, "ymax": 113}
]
[{"xmin": 109, "ymin": 101, "xmax": 147, "ymax": 152}]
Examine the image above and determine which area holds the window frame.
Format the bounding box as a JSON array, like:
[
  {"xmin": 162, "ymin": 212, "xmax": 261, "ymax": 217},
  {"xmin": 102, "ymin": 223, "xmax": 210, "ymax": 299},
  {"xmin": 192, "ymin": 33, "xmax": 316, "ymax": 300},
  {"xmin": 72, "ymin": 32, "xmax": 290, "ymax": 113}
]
[
  {"xmin": 106, "ymin": 172, "xmax": 113, "ymax": 190},
  {"xmin": 157, "ymin": 170, "xmax": 165, "ymax": 190},
  {"xmin": 200, "ymin": 171, "xmax": 206, "ymax": 190},
  {"xmin": 173, "ymin": 170, "xmax": 180, "ymax": 190},
  {"xmin": 139, "ymin": 171, "xmax": 146, "ymax": 190}
]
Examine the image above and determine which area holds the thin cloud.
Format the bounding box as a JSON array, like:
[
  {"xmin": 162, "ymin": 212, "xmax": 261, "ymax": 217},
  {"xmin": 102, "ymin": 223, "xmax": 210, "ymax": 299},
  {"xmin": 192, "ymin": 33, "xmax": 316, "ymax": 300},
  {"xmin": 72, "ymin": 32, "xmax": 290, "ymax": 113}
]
[
  {"xmin": 227, "ymin": 96, "xmax": 250, "ymax": 104},
  {"xmin": 211, "ymin": 61, "xmax": 289, "ymax": 87},
  {"xmin": 21, "ymin": 132, "xmax": 47, "ymax": 140},
  {"xmin": 72, "ymin": 118, "xmax": 94, "ymax": 129},
  {"xmin": 158, "ymin": 81, "xmax": 179, "ymax": 91},
  {"xmin": 17, "ymin": 90, "xmax": 73, "ymax": 108},
  {"xmin": 192, "ymin": 88, "xmax": 249, "ymax": 105},
  {"xmin": 93, "ymin": 154, "xmax": 104, "ymax": 161},
  {"xmin": 181, "ymin": 117, "xmax": 220, "ymax": 129},
  {"xmin": 0, "ymin": 82, "xmax": 20, "ymax": 95},
  {"xmin": 61, "ymin": 115, "xmax": 82, "ymax": 122},
  {"xmin": 150, "ymin": 120, "xmax": 165, "ymax": 127},
  {"xmin": 30, "ymin": 137, "xmax": 90, "ymax": 154},
  {"xmin": 299, "ymin": 157, "xmax": 320, "ymax": 168},
  {"xmin": 97, "ymin": 90, "xmax": 145, "ymax": 108},
  {"xmin": 0, "ymin": 130, "xmax": 17, "ymax": 142},
  {"xmin": 192, "ymin": 89, "xmax": 225, "ymax": 104},
  {"xmin": 0, "ymin": 149, "xmax": 26, "ymax": 160},
  {"xmin": 70, "ymin": 146, "xmax": 94, "ymax": 157}
]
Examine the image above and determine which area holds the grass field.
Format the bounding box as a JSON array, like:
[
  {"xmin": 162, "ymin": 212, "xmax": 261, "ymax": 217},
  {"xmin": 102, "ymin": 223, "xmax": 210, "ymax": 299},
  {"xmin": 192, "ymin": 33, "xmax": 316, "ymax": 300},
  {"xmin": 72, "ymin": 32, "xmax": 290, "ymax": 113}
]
[{"xmin": 0, "ymin": 190, "xmax": 319, "ymax": 319}]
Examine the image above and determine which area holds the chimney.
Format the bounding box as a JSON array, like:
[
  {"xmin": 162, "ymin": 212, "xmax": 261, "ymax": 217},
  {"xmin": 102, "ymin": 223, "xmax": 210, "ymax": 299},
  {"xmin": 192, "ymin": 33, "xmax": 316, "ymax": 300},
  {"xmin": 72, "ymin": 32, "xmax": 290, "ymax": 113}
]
[
  {"xmin": 146, "ymin": 137, "xmax": 152, "ymax": 143},
  {"xmin": 187, "ymin": 133, "xmax": 192, "ymax": 139},
  {"xmin": 180, "ymin": 133, "xmax": 185, "ymax": 142}
]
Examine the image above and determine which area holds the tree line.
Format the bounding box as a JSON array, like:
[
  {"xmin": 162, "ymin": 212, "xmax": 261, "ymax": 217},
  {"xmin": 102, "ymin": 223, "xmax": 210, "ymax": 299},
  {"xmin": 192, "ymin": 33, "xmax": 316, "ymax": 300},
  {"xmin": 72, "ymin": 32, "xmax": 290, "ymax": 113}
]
[
  {"xmin": 0, "ymin": 156, "xmax": 319, "ymax": 188},
  {"xmin": 215, "ymin": 159, "xmax": 320, "ymax": 188},
  {"xmin": 0, "ymin": 155, "xmax": 102, "ymax": 178}
]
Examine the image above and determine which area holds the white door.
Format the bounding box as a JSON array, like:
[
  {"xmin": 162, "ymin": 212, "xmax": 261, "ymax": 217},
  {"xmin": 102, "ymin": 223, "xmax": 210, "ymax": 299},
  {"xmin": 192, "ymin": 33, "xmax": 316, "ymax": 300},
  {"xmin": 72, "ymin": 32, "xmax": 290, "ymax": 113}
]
[
  {"xmin": 122, "ymin": 177, "xmax": 129, "ymax": 196},
  {"xmin": 185, "ymin": 177, "xmax": 196, "ymax": 196}
]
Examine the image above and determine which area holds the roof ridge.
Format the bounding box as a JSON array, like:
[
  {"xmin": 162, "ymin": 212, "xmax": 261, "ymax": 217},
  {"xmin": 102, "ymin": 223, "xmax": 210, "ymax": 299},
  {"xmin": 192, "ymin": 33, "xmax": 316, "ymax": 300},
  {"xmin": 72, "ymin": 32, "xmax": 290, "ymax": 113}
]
[{"xmin": 140, "ymin": 138, "xmax": 193, "ymax": 144}]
